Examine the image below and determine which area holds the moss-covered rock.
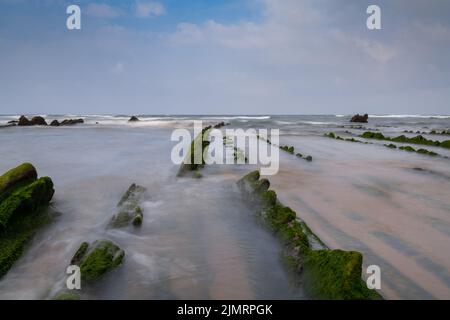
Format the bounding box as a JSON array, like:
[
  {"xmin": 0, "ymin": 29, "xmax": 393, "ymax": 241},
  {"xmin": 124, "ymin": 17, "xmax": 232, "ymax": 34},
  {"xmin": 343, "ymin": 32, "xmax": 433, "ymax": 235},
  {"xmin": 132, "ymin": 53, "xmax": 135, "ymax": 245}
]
[
  {"xmin": 0, "ymin": 163, "xmax": 54, "ymax": 279},
  {"xmin": 361, "ymin": 131, "xmax": 450, "ymax": 149},
  {"xmin": 177, "ymin": 126, "xmax": 211, "ymax": 177},
  {"xmin": 109, "ymin": 184, "xmax": 146, "ymax": 228},
  {"xmin": 304, "ymin": 249, "xmax": 381, "ymax": 300},
  {"xmin": 70, "ymin": 240, "xmax": 124, "ymax": 282},
  {"xmin": 237, "ymin": 170, "xmax": 382, "ymax": 300},
  {"xmin": 0, "ymin": 177, "xmax": 54, "ymax": 230},
  {"xmin": 0, "ymin": 163, "xmax": 37, "ymax": 201},
  {"xmin": 280, "ymin": 145, "xmax": 295, "ymax": 154},
  {"xmin": 53, "ymin": 292, "xmax": 81, "ymax": 300}
]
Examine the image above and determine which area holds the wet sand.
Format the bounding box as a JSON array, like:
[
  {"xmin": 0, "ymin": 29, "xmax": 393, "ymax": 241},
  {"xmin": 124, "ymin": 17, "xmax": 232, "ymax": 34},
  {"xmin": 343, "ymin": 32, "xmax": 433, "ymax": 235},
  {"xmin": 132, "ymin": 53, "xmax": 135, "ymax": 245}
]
[{"xmin": 268, "ymin": 135, "xmax": 450, "ymax": 299}]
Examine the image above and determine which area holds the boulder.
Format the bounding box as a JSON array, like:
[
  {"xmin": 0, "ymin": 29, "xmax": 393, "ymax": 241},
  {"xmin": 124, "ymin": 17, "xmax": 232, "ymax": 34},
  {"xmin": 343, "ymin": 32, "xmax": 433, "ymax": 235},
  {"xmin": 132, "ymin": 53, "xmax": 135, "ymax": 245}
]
[
  {"xmin": 0, "ymin": 162, "xmax": 37, "ymax": 201},
  {"xmin": 109, "ymin": 184, "xmax": 146, "ymax": 228},
  {"xmin": 17, "ymin": 116, "xmax": 48, "ymax": 126},
  {"xmin": 18, "ymin": 115, "xmax": 32, "ymax": 126},
  {"xmin": 50, "ymin": 120, "xmax": 60, "ymax": 126},
  {"xmin": 350, "ymin": 114, "xmax": 369, "ymax": 123},
  {"xmin": 30, "ymin": 116, "xmax": 47, "ymax": 126},
  {"xmin": 0, "ymin": 163, "xmax": 54, "ymax": 278},
  {"xmin": 129, "ymin": 116, "xmax": 139, "ymax": 122},
  {"xmin": 70, "ymin": 240, "xmax": 125, "ymax": 282}
]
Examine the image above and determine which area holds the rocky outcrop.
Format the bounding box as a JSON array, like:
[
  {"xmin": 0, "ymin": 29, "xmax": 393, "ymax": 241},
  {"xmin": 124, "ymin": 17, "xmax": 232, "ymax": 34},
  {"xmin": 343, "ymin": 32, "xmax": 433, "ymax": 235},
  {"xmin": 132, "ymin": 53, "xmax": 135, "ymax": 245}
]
[
  {"xmin": 350, "ymin": 114, "xmax": 369, "ymax": 123},
  {"xmin": 30, "ymin": 116, "xmax": 47, "ymax": 126},
  {"xmin": 17, "ymin": 116, "xmax": 48, "ymax": 126},
  {"xmin": 109, "ymin": 184, "xmax": 145, "ymax": 228},
  {"xmin": 50, "ymin": 119, "xmax": 84, "ymax": 126},
  {"xmin": 15, "ymin": 116, "xmax": 84, "ymax": 127},
  {"xmin": 177, "ymin": 126, "xmax": 211, "ymax": 177},
  {"xmin": 0, "ymin": 163, "xmax": 54, "ymax": 278},
  {"xmin": 237, "ymin": 170, "xmax": 382, "ymax": 300},
  {"xmin": 70, "ymin": 240, "xmax": 125, "ymax": 282},
  {"xmin": 18, "ymin": 116, "xmax": 32, "ymax": 126},
  {"xmin": 213, "ymin": 121, "xmax": 228, "ymax": 129},
  {"xmin": 129, "ymin": 116, "xmax": 139, "ymax": 122}
]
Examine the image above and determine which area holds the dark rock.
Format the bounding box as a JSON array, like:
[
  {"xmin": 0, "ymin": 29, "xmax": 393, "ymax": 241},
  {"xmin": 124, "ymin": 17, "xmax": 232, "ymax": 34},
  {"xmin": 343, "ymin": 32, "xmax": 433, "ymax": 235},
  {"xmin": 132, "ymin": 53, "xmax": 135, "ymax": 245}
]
[
  {"xmin": 60, "ymin": 118, "xmax": 84, "ymax": 126},
  {"xmin": 213, "ymin": 121, "xmax": 228, "ymax": 129},
  {"xmin": 7, "ymin": 120, "xmax": 18, "ymax": 124},
  {"xmin": 30, "ymin": 116, "xmax": 47, "ymax": 126},
  {"xmin": 50, "ymin": 120, "xmax": 60, "ymax": 126},
  {"xmin": 350, "ymin": 114, "xmax": 369, "ymax": 123},
  {"xmin": 129, "ymin": 116, "xmax": 139, "ymax": 122},
  {"xmin": 18, "ymin": 116, "xmax": 32, "ymax": 126}
]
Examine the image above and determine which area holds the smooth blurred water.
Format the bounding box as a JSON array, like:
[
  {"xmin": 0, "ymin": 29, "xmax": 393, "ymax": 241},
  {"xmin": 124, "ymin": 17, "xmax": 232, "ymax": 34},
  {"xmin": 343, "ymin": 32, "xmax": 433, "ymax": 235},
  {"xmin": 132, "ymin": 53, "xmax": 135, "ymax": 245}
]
[{"xmin": 0, "ymin": 114, "xmax": 449, "ymax": 299}]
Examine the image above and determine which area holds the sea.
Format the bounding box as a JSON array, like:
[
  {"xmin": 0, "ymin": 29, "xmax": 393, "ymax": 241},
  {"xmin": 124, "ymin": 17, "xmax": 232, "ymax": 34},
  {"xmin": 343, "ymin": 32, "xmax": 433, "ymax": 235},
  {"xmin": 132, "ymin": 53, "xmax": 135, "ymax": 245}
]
[{"xmin": 0, "ymin": 114, "xmax": 449, "ymax": 299}]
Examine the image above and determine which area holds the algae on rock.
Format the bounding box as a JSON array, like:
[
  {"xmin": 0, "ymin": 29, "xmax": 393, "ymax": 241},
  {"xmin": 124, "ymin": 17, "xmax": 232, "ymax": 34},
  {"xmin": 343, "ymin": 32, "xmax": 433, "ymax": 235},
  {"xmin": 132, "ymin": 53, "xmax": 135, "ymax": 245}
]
[
  {"xmin": 70, "ymin": 239, "xmax": 125, "ymax": 282},
  {"xmin": 0, "ymin": 163, "xmax": 55, "ymax": 278},
  {"xmin": 109, "ymin": 183, "xmax": 146, "ymax": 228},
  {"xmin": 177, "ymin": 126, "xmax": 212, "ymax": 177},
  {"xmin": 237, "ymin": 170, "xmax": 383, "ymax": 300}
]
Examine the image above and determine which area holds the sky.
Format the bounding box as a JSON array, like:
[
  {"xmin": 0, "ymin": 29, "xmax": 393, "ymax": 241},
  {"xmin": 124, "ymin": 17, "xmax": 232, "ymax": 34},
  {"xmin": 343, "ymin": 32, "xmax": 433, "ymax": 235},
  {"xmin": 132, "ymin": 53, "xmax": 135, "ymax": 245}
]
[{"xmin": 0, "ymin": 0, "xmax": 449, "ymax": 115}]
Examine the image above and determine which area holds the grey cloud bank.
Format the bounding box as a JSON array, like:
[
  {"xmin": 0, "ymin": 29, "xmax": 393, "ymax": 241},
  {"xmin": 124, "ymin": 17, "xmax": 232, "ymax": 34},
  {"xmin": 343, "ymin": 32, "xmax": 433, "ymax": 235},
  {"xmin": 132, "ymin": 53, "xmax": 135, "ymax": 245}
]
[{"xmin": 0, "ymin": 0, "xmax": 449, "ymax": 115}]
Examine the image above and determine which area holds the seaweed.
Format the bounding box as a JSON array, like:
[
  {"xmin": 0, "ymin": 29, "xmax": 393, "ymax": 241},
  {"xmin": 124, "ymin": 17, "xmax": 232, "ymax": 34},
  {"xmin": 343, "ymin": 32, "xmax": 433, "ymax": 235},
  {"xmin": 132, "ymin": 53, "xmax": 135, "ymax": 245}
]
[{"xmin": 237, "ymin": 170, "xmax": 383, "ymax": 300}]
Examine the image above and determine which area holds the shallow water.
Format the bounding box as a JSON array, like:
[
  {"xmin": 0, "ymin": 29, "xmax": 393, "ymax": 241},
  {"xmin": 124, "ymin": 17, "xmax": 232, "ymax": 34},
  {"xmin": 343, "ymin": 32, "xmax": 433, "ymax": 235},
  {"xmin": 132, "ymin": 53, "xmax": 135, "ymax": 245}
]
[
  {"xmin": 0, "ymin": 114, "xmax": 450, "ymax": 299},
  {"xmin": 0, "ymin": 125, "xmax": 303, "ymax": 299}
]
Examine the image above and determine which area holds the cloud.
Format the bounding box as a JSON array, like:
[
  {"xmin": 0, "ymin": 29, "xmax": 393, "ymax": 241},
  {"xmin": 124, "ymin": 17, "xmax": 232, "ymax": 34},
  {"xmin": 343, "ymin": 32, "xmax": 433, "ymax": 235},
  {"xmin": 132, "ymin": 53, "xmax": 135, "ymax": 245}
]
[
  {"xmin": 135, "ymin": 2, "xmax": 165, "ymax": 18},
  {"xmin": 110, "ymin": 62, "xmax": 125, "ymax": 75},
  {"xmin": 86, "ymin": 3, "xmax": 121, "ymax": 18}
]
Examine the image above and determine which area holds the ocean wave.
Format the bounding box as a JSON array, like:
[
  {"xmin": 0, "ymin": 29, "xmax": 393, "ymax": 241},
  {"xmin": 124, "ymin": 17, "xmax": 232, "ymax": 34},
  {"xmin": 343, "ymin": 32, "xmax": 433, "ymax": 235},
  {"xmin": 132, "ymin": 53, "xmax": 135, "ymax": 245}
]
[{"xmin": 368, "ymin": 115, "xmax": 450, "ymax": 119}]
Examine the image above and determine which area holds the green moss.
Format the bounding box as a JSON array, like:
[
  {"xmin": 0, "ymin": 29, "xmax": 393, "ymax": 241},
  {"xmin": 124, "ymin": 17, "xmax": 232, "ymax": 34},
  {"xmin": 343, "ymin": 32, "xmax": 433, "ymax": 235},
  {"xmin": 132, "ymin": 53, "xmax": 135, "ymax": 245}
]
[
  {"xmin": 0, "ymin": 198, "xmax": 53, "ymax": 278},
  {"xmin": 0, "ymin": 177, "xmax": 54, "ymax": 231},
  {"xmin": 109, "ymin": 184, "xmax": 145, "ymax": 228},
  {"xmin": 261, "ymin": 190, "xmax": 277, "ymax": 207},
  {"xmin": 361, "ymin": 131, "xmax": 386, "ymax": 140},
  {"xmin": 305, "ymin": 155, "xmax": 313, "ymax": 162},
  {"xmin": 237, "ymin": 170, "xmax": 382, "ymax": 300},
  {"xmin": 385, "ymin": 144, "xmax": 397, "ymax": 149},
  {"xmin": 416, "ymin": 148, "xmax": 438, "ymax": 156},
  {"xmin": 0, "ymin": 163, "xmax": 37, "ymax": 202},
  {"xmin": 132, "ymin": 213, "xmax": 143, "ymax": 226},
  {"xmin": 53, "ymin": 292, "xmax": 80, "ymax": 300},
  {"xmin": 361, "ymin": 131, "xmax": 450, "ymax": 149},
  {"xmin": 70, "ymin": 242, "xmax": 89, "ymax": 265},
  {"xmin": 399, "ymin": 146, "xmax": 415, "ymax": 152},
  {"xmin": 280, "ymin": 145, "xmax": 295, "ymax": 154},
  {"xmin": 178, "ymin": 126, "xmax": 211, "ymax": 176},
  {"xmin": 304, "ymin": 250, "xmax": 382, "ymax": 300},
  {"xmin": 72, "ymin": 240, "xmax": 125, "ymax": 282},
  {"xmin": 326, "ymin": 132, "xmax": 365, "ymax": 144},
  {"xmin": 0, "ymin": 164, "xmax": 54, "ymax": 279}
]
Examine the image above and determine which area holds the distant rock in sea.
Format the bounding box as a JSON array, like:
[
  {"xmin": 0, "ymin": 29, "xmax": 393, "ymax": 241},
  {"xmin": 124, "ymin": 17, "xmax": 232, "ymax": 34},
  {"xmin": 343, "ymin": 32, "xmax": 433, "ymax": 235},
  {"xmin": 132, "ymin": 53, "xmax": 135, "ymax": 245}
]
[
  {"xmin": 129, "ymin": 116, "xmax": 139, "ymax": 122},
  {"xmin": 350, "ymin": 114, "xmax": 369, "ymax": 123}
]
